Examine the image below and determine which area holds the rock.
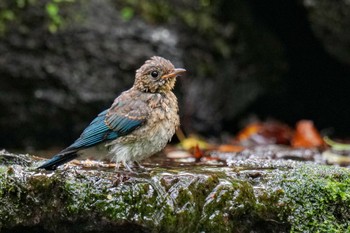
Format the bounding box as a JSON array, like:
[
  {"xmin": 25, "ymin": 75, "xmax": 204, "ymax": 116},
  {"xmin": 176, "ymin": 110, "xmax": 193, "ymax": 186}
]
[
  {"xmin": 0, "ymin": 149, "xmax": 32, "ymax": 166},
  {"xmin": 302, "ymin": 0, "xmax": 350, "ymax": 65},
  {"xmin": 1, "ymin": 150, "xmax": 350, "ymax": 232}
]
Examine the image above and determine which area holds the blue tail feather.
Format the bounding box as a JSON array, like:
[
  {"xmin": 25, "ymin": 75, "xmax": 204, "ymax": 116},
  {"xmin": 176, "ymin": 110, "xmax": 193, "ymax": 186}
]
[
  {"xmin": 38, "ymin": 110, "xmax": 118, "ymax": 170},
  {"xmin": 37, "ymin": 152, "xmax": 78, "ymax": 170}
]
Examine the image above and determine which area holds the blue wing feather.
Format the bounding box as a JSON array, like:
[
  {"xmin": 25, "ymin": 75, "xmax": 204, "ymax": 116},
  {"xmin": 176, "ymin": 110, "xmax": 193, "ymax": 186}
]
[
  {"xmin": 62, "ymin": 110, "xmax": 118, "ymax": 152},
  {"xmin": 57, "ymin": 109, "xmax": 144, "ymax": 153},
  {"xmin": 107, "ymin": 114, "xmax": 143, "ymax": 135},
  {"xmin": 39, "ymin": 107, "xmax": 145, "ymax": 170}
]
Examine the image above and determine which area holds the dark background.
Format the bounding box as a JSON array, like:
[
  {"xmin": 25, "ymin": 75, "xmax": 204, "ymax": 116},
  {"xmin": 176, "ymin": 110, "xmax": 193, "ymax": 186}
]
[{"xmin": 248, "ymin": 0, "xmax": 350, "ymax": 136}]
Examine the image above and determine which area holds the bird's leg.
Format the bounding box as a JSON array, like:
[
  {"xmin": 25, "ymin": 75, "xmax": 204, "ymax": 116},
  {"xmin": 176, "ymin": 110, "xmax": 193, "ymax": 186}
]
[
  {"xmin": 123, "ymin": 161, "xmax": 135, "ymax": 173},
  {"xmin": 134, "ymin": 161, "xmax": 145, "ymax": 169},
  {"xmin": 133, "ymin": 161, "xmax": 150, "ymax": 173}
]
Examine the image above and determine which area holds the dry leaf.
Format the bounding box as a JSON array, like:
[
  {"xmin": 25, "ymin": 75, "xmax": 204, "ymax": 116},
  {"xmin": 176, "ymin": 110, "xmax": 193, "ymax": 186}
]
[
  {"xmin": 192, "ymin": 144, "xmax": 204, "ymax": 160},
  {"xmin": 216, "ymin": 144, "xmax": 245, "ymax": 153},
  {"xmin": 291, "ymin": 120, "xmax": 324, "ymax": 148},
  {"xmin": 179, "ymin": 134, "xmax": 210, "ymax": 150},
  {"xmin": 237, "ymin": 121, "xmax": 293, "ymax": 145}
]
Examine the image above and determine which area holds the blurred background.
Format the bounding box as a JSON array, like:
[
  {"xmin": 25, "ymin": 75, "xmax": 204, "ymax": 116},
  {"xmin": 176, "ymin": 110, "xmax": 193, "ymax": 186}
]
[{"xmin": 1, "ymin": 0, "xmax": 350, "ymax": 152}]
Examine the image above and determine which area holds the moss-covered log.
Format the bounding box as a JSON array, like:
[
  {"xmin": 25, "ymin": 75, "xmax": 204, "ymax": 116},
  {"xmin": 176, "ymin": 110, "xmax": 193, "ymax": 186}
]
[{"xmin": 1, "ymin": 150, "xmax": 350, "ymax": 232}]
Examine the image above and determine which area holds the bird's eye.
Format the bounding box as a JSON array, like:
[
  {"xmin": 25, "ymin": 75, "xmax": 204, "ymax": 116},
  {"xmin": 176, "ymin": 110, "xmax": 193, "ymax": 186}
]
[{"xmin": 151, "ymin": 71, "xmax": 159, "ymax": 78}]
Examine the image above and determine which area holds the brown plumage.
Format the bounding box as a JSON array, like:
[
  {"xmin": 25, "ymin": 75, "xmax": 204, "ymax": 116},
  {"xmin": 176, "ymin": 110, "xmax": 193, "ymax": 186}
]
[{"xmin": 38, "ymin": 56, "xmax": 186, "ymax": 171}]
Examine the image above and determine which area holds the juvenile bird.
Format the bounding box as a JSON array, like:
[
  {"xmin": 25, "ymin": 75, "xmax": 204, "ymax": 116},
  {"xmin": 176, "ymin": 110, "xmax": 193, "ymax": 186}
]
[{"xmin": 38, "ymin": 56, "xmax": 185, "ymax": 171}]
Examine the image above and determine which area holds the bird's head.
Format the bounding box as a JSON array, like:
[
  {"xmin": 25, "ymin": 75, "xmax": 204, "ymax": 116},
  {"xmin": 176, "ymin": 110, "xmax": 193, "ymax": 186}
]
[{"xmin": 134, "ymin": 56, "xmax": 186, "ymax": 93}]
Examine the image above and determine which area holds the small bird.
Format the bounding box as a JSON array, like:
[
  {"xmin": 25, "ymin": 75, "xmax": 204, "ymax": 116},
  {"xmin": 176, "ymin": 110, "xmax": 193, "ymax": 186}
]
[{"xmin": 38, "ymin": 56, "xmax": 185, "ymax": 171}]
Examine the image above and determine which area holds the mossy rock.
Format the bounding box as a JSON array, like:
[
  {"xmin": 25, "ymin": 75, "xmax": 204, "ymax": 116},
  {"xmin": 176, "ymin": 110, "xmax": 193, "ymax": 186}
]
[{"xmin": 1, "ymin": 151, "xmax": 350, "ymax": 232}]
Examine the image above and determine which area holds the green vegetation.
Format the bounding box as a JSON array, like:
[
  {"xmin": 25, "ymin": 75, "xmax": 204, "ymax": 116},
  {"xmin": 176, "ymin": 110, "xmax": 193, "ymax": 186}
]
[
  {"xmin": 0, "ymin": 0, "xmax": 76, "ymax": 34},
  {"xmin": 117, "ymin": 0, "xmax": 219, "ymax": 32}
]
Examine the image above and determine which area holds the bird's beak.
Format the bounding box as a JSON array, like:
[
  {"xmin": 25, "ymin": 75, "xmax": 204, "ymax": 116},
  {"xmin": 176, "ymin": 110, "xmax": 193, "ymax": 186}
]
[{"xmin": 161, "ymin": 68, "xmax": 186, "ymax": 79}]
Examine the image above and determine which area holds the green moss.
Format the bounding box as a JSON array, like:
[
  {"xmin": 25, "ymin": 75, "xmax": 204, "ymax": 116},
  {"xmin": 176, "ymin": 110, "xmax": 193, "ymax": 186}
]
[
  {"xmin": 77, "ymin": 172, "xmax": 225, "ymax": 232},
  {"xmin": 2, "ymin": 153, "xmax": 350, "ymax": 232},
  {"xmin": 275, "ymin": 165, "xmax": 350, "ymax": 232},
  {"xmin": 155, "ymin": 174, "xmax": 221, "ymax": 232}
]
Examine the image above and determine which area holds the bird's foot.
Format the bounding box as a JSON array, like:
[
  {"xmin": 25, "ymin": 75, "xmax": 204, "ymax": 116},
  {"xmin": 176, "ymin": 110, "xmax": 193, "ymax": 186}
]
[
  {"xmin": 114, "ymin": 161, "xmax": 149, "ymax": 174},
  {"xmin": 133, "ymin": 161, "xmax": 152, "ymax": 174},
  {"xmin": 133, "ymin": 161, "xmax": 148, "ymax": 171}
]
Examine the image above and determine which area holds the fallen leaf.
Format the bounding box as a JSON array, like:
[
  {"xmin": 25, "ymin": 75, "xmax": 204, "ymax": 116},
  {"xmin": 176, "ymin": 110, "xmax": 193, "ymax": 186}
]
[
  {"xmin": 216, "ymin": 144, "xmax": 245, "ymax": 153},
  {"xmin": 324, "ymin": 137, "xmax": 350, "ymax": 151},
  {"xmin": 237, "ymin": 122, "xmax": 261, "ymax": 141},
  {"xmin": 322, "ymin": 150, "xmax": 350, "ymax": 166},
  {"xmin": 237, "ymin": 121, "xmax": 293, "ymax": 145},
  {"xmin": 192, "ymin": 144, "xmax": 204, "ymax": 160},
  {"xmin": 179, "ymin": 134, "xmax": 210, "ymax": 150},
  {"xmin": 291, "ymin": 120, "xmax": 324, "ymax": 148}
]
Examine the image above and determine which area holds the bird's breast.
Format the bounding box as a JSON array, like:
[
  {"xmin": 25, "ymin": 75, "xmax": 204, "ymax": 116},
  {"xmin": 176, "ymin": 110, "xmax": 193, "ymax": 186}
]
[
  {"xmin": 107, "ymin": 92, "xmax": 179, "ymax": 162},
  {"xmin": 139, "ymin": 93, "xmax": 179, "ymax": 142}
]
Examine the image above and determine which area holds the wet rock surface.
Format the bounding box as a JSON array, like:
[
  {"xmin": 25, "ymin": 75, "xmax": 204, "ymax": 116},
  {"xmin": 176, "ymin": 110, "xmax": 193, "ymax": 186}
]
[
  {"xmin": 1, "ymin": 150, "xmax": 350, "ymax": 232},
  {"xmin": 302, "ymin": 0, "xmax": 350, "ymax": 65}
]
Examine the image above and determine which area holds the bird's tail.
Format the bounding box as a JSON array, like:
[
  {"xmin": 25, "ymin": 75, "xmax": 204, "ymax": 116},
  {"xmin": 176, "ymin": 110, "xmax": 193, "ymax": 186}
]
[{"xmin": 38, "ymin": 151, "xmax": 78, "ymax": 170}]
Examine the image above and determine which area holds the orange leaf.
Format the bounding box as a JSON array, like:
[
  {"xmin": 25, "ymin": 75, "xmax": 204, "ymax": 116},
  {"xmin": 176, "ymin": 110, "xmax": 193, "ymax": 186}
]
[
  {"xmin": 237, "ymin": 122, "xmax": 262, "ymax": 141},
  {"xmin": 291, "ymin": 120, "xmax": 324, "ymax": 148},
  {"xmin": 217, "ymin": 144, "xmax": 245, "ymax": 153},
  {"xmin": 192, "ymin": 144, "xmax": 204, "ymax": 160},
  {"xmin": 237, "ymin": 121, "xmax": 293, "ymax": 145}
]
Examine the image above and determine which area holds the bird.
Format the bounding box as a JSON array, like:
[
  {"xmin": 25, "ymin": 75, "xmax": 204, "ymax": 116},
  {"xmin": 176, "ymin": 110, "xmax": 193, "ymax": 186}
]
[{"xmin": 38, "ymin": 56, "xmax": 186, "ymax": 171}]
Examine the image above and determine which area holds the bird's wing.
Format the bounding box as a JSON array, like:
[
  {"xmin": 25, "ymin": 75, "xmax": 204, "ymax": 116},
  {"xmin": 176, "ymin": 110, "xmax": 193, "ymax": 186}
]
[
  {"xmin": 64, "ymin": 98, "xmax": 149, "ymax": 153},
  {"xmin": 105, "ymin": 98, "xmax": 149, "ymax": 136},
  {"xmin": 61, "ymin": 109, "xmax": 118, "ymax": 153}
]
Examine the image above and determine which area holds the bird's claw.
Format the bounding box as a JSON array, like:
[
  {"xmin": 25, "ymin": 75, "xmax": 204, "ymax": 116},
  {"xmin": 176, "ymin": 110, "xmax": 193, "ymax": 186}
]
[{"xmin": 114, "ymin": 161, "xmax": 149, "ymax": 174}]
